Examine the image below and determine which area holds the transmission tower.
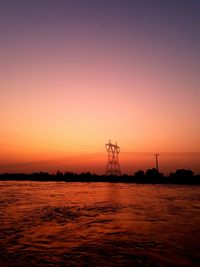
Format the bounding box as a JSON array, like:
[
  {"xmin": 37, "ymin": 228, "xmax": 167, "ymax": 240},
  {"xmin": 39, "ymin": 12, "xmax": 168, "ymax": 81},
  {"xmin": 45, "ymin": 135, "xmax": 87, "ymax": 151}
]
[{"xmin": 105, "ymin": 140, "xmax": 121, "ymax": 176}]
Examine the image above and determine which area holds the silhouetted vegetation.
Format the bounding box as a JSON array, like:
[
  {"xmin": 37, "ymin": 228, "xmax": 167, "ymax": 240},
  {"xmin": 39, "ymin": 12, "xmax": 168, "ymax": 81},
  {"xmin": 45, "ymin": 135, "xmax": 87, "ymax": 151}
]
[{"xmin": 0, "ymin": 168, "xmax": 199, "ymax": 184}]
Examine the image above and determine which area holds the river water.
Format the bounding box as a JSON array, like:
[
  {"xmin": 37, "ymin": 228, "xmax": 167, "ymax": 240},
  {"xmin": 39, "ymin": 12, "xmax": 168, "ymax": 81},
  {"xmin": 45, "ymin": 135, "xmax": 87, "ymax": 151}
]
[{"xmin": 0, "ymin": 181, "xmax": 199, "ymax": 266}]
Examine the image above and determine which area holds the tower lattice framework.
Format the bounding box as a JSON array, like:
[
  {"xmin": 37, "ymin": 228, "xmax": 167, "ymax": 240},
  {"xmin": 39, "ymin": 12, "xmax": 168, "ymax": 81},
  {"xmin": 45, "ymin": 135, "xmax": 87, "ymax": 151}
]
[{"xmin": 105, "ymin": 140, "xmax": 121, "ymax": 176}]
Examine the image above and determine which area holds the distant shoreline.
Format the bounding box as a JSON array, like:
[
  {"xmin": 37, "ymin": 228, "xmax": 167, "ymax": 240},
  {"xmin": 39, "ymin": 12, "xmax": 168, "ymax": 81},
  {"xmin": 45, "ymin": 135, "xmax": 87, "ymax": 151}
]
[{"xmin": 0, "ymin": 169, "xmax": 200, "ymax": 185}]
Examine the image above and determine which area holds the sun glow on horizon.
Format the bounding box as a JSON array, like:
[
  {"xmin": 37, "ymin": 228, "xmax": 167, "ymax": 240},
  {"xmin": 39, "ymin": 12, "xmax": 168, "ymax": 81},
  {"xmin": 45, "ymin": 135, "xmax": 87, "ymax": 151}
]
[{"xmin": 0, "ymin": 1, "xmax": 199, "ymax": 174}]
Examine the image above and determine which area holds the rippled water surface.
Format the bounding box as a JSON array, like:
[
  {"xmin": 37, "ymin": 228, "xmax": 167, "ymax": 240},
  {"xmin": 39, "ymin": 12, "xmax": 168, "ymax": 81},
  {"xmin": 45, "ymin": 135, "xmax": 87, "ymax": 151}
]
[{"xmin": 0, "ymin": 181, "xmax": 200, "ymax": 266}]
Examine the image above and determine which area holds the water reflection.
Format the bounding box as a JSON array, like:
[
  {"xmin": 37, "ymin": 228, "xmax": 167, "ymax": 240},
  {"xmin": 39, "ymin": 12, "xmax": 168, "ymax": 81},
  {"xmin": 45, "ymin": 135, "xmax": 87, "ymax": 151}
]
[{"xmin": 0, "ymin": 181, "xmax": 199, "ymax": 266}]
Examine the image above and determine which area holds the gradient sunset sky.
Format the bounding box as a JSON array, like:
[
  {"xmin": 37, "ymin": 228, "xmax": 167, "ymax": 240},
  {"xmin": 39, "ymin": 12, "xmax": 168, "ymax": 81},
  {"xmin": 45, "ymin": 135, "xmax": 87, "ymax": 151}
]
[{"xmin": 0, "ymin": 0, "xmax": 199, "ymax": 174}]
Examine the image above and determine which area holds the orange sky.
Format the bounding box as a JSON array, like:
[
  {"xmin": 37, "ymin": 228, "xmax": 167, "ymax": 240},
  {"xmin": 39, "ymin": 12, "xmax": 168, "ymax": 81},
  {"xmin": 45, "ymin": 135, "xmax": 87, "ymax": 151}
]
[{"xmin": 0, "ymin": 1, "xmax": 199, "ymax": 174}]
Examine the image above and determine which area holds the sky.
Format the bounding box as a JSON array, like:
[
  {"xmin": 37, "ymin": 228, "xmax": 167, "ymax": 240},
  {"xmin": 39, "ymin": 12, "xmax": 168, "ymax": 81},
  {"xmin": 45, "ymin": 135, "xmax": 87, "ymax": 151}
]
[{"xmin": 0, "ymin": 0, "xmax": 199, "ymax": 175}]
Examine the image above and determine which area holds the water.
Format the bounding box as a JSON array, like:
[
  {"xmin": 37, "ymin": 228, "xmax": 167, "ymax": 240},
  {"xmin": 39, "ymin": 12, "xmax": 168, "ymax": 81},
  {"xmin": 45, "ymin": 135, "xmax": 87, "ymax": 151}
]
[{"xmin": 0, "ymin": 181, "xmax": 199, "ymax": 267}]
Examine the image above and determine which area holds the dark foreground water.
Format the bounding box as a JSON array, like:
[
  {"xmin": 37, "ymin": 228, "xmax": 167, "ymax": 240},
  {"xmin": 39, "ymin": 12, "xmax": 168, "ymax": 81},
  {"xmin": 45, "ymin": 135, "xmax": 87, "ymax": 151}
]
[{"xmin": 0, "ymin": 182, "xmax": 199, "ymax": 267}]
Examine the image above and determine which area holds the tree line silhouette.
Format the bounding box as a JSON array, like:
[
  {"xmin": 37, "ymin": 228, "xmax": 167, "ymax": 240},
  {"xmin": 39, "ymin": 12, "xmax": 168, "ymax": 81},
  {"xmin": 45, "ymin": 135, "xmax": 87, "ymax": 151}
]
[{"xmin": 0, "ymin": 168, "xmax": 199, "ymax": 184}]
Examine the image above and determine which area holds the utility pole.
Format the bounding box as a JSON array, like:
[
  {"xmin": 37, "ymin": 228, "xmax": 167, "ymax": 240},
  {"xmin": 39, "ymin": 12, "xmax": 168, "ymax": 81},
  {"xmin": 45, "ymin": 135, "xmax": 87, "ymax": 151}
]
[{"xmin": 154, "ymin": 154, "xmax": 159, "ymax": 172}]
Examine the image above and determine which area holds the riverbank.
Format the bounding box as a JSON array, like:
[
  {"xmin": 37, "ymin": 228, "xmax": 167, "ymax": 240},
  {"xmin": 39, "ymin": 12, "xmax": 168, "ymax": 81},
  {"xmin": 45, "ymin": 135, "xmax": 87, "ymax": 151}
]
[{"xmin": 0, "ymin": 169, "xmax": 200, "ymax": 185}]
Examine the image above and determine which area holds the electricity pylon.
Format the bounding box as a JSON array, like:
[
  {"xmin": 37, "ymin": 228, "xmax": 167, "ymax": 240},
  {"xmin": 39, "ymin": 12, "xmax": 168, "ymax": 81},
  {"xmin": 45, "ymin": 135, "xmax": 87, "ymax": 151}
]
[{"xmin": 105, "ymin": 140, "xmax": 121, "ymax": 176}]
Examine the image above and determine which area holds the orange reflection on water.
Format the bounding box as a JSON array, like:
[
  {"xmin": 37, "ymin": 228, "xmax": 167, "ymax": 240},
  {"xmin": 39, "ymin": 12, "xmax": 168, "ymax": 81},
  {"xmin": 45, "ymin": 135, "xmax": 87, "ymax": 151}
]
[{"xmin": 0, "ymin": 181, "xmax": 199, "ymax": 266}]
